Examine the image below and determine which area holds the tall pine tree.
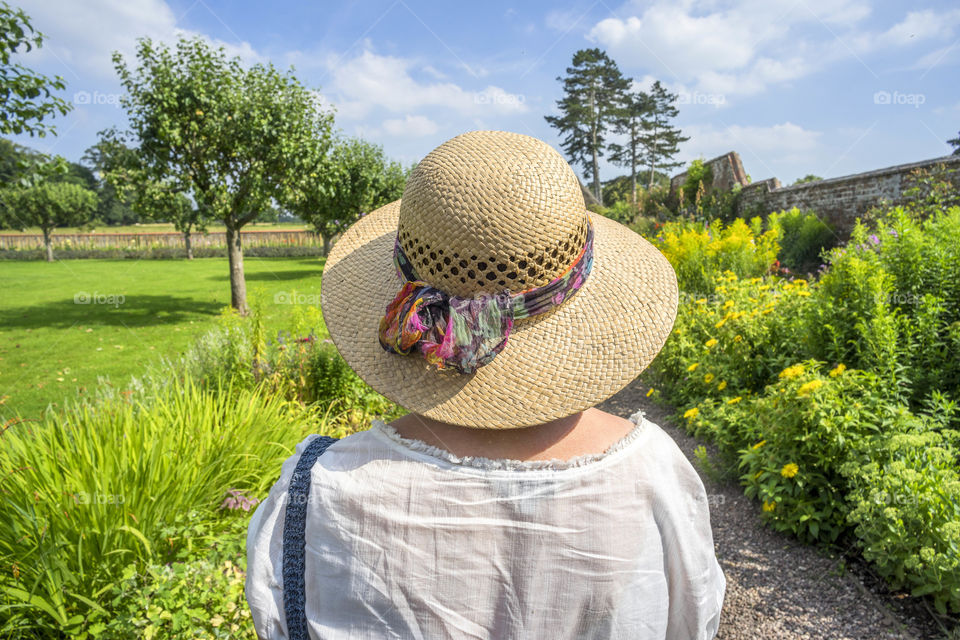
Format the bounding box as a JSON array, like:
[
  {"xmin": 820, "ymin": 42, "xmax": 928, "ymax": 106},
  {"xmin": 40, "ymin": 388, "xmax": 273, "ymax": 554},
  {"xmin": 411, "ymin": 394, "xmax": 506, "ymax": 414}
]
[
  {"xmin": 640, "ymin": 81, "xmax": 689, "ymax": 190},
  {"xmin": 545, "ymin": 48, "xmax": 629, "ymax": 206},
  {"xmin": 608, "ymin": 88, "xmax": 653, "ymax": 206}
]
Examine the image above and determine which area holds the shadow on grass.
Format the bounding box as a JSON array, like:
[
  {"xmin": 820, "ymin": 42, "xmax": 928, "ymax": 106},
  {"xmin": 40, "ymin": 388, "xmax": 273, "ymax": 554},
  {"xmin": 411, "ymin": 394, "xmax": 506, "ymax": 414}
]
[
  {"xmin": 0, "ymin": 295, "xmax": 225, "ymax": 329},
  {"xmin": 207, "ymin": 270, "xmax": 323, "ymax": 282}
]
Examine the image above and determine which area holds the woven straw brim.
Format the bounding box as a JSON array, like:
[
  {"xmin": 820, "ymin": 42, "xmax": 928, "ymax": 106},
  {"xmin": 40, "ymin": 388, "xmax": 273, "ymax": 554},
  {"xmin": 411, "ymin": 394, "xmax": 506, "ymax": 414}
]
[{"xmin": 320, "ymin": 200, "xmax": 679, "ymax": 429}]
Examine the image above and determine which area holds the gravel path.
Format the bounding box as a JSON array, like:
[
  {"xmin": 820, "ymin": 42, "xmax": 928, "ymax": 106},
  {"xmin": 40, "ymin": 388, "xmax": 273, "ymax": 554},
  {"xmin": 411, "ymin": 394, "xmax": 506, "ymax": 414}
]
[{"xmin": 597, "ymin": 379, "xmax": 950, "ymax": 640}]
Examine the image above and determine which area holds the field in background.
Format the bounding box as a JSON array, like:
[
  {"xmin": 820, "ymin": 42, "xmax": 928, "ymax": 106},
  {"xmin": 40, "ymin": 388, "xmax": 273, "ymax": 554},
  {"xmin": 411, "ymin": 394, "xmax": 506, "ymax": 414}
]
[{"xmin": 0, "ymin": 256, "xmax": 327, "ymax": 420}]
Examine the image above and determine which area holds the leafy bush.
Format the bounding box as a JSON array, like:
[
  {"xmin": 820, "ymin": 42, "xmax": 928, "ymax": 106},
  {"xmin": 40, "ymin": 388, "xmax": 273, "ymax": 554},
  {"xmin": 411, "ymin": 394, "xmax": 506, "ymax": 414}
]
[
  {"xmin": 651, "ymin": 272, "xmax": 811, "ymax": 405},
  {"xmin": 650, "ymin": 217, "xmax": 780, "ymax": 294},
  {"xmin": 0, "ymin": 376, "xmax": 331, "ymax": 637},
  {"xmin": 645, "ymin": 182, "xmax": 960, "ymax": 613},
  {"xmin": 841, "ymin": 426, "xmax": 960, "ymax": 615},
  {"xmin": 810, "ymin": 204, "xmax": 960, "ymax": 410},
  {"xmin": 766, "ymin": 207, "xmax": 837, "ymax": 274},
  {"xmin": 95, "ymin": 513, "xmax": 255, "ymax": 639}
]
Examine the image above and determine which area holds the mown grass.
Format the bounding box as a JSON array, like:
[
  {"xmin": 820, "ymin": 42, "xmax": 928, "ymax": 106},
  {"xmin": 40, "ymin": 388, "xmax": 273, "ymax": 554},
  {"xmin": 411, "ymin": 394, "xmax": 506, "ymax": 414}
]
[{"xmin": 0, "ymin": 256, "xmax": 328, "ymax": 421}]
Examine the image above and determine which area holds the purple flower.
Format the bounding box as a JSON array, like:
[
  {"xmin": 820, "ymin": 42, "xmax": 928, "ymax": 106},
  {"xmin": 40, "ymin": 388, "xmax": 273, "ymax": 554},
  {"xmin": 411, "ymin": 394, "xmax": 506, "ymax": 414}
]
[
  {"xmin": 888, "ymin": 229, "xmax": 898, "ymax": 238},
  {"xmin": 220, "ymin": 489, "xmax": 261, "ymax": 512},
  {"xmin": 869, "ymin": 234, "xmax": 880, "ymax": 246}
]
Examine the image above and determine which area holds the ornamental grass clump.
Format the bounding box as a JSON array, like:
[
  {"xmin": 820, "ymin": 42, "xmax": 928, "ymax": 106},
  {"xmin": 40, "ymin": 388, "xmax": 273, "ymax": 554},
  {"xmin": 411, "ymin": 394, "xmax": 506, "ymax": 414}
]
[{"xmin": 0, "ymin": 376, "xmax": 329, "ymax": 637}]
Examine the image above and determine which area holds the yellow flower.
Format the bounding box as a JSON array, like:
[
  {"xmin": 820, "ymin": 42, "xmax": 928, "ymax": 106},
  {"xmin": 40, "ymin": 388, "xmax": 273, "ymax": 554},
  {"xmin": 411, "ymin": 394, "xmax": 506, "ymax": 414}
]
[
  {"xmin": 796, "ymin": 290, "xmax": 811, "ymax": 297},
  {"xmin": 733, "ymin": 334, "xmax": 743, "ymax": 342},
  {"xmin": 715, "ymin": 318, "xmax": 727, "ymax": 329},
  {"xmin": 781, "ymin": 462, "xmax": 799, "ymax": 478},
  {"xmin": 696, "ymin": 298, "xmax": 707, "ymax": 305},
  {"xmin": 687, "ymin": 362, "xmax": 700, "ymax": 372},
  {"xmin": 752, "ymin": 439, "xmax": 766, "ymax": 449},
  {"xmin": 762, "ymin": 500, "xmax": 776, "ymax": 512},
  {"xmin": 704, "ymin": 373, "xmax": 715, "ymax": 383},
  {"xmin": 705, "ymin": 338, "xmax": 718, "ymax": 348},
  {"xmin": 646, "ymin": 387, "xmax": 655, "ymax": 397},
  {"xmin": 779, "ymin": 364, "xmax": 805, "ymax": 380},
  {"xmin": 797, "ymin": 379, "xmax": 825, "ymax": 396},
  {"xmin": 723, "ymin": 300, "xmax": 734, "ymax": 309},
  {"xmin": 829, "ymin": 363, "xmax": 847, "ymax": 377},
  {"xmin": 683, "ymin": 407, "xmax": 699, "ymax": 420},
  {"xmin": 727, "ymin": 396, "xmax": 742, "ymax": 405},
  {"xmin": 762, "ymin": 308, "xmax": 773, "ymax": 315},
  {"xmin": 717, "ymin": 380, "xmax": 727, "ymax": 391}
]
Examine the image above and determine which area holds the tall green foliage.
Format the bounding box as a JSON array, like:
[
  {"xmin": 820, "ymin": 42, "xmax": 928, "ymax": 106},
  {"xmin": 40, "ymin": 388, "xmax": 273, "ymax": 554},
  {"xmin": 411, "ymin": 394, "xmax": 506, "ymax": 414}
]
[
  {"xmin": 0, "ymin": 377, "xmax": 330, "ymax": 637},
  {"xmin": 544, "ymin": 48, "xmax": 630, "ymax": 206}
]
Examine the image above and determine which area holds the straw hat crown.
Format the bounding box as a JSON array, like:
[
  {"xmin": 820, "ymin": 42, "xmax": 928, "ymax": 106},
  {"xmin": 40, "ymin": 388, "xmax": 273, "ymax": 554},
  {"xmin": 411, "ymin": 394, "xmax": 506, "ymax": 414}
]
[{"xmin": 397, "ymin": 130, "xmax": 590, "ymax": 298}]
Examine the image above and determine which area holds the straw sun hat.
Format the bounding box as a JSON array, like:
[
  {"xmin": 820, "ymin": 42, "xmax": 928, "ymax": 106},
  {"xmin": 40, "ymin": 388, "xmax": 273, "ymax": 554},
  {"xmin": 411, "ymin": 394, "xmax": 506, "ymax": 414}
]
[{"xmin": 320, "ymin": 130, "xmax": 678, "ymax": 429}]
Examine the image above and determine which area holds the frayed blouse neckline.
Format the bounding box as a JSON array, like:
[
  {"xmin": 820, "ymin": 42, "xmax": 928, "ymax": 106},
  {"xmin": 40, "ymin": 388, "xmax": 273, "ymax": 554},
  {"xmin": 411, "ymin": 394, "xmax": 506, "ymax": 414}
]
[{"xmin": 369, "ymin": 409, "xmax": 649, "ymax": 472}]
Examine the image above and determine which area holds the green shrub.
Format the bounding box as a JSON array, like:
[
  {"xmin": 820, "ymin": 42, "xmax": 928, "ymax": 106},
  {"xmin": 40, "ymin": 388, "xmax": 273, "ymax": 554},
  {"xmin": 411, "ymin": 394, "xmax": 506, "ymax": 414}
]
[
  {"xmin": 0, "ymin": 377, "xmax": 328, "ymax": 637},
  {"xmin": 840, "ymin": 428, "xmax": 960, "ymax": 614},
  {"xmin": 766, "ymin": 207, "xmax": 837, "ymax": 274},
  {"xmin": 649, "ymin": 217, "xmax": 780, "ymax": 294},
  {"xmin": 95, "ymin": 512, "xmax": 255, "ymax": 639}
]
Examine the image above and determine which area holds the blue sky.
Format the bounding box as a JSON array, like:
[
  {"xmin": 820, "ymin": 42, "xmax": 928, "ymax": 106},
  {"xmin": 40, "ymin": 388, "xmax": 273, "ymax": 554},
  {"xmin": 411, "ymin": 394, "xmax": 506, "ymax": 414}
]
[{"xmin": 8, "ymin": 0, "xmax": 960, "ymax": 186}]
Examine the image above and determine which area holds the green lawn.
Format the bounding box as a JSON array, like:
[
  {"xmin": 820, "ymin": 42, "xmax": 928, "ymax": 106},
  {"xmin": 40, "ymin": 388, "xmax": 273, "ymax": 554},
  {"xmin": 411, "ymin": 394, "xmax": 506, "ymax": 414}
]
[{"xmin": 0, "ymin": 256, "xmax": 327, "ymax": 421}]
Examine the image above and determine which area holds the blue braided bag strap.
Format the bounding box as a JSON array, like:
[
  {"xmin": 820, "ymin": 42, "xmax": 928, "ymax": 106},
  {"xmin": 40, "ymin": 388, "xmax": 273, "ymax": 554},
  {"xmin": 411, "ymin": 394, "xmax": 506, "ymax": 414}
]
[{"xmin": 282, "ymin": 435, "xmax": 339, "ymax": 640}]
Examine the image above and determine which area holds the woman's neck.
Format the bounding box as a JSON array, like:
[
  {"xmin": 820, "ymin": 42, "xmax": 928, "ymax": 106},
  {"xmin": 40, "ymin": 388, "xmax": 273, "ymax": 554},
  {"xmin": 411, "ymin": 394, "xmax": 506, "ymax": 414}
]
[{"xmin": 387, "ymin": 408, "xmax": 636, "ymax": 462}]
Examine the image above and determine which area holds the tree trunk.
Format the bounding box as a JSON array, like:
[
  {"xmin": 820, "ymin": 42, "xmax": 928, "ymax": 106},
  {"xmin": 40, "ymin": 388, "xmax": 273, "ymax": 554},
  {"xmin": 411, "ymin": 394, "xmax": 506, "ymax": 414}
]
[
  {"xmin": 322, "ymin": 235, "xmax": 331, "ymax": 257},
  {"xmin": 589, "ymin": 85, "xmax": 602, "ymax": 207},
  {"xmin": 629, "ymin": 122, "xmax": 638, "ymax": 207},
  {"xmin": 184, "ymin": 227, "xmax": 193, "ymax": 260},
  {"xmin": 225, "ymin": 223, "xmax": 249, "ymax": 316},
  {"xmin": 647, "ymin": 124, "xmax": 659, "ymax": 192},
  {"xmin": 43, "ymin": 228, "xmax": 53, "ymax": 262}
]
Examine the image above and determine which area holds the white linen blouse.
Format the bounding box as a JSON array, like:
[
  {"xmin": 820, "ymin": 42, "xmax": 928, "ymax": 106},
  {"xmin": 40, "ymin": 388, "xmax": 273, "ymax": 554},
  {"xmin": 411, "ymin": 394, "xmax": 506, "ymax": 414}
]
[{"xmin": 245, "ymin": 409, "xmax": 726, "ymax": 639}]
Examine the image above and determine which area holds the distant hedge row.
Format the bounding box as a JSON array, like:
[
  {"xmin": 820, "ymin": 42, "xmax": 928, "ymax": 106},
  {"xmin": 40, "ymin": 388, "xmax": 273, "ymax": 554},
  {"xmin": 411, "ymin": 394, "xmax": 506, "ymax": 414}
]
[{"xmin": 0, "ymin": 245, "xmax": 325, "ymax": 260}]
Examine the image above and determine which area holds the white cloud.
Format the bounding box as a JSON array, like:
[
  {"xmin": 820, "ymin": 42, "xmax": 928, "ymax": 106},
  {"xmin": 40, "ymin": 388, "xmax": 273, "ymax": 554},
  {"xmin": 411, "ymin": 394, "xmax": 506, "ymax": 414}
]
[
  {"xmin": 382, "ymin": 115, "xmax": 439, "ymax": 136},
  {"xmin": 879, "ymin": 10, "xmax": 960, "ymax": 47},
  {"xmin": 588, "ymin": 0, "xmax": 959, "ymax": 101},
  {"xmin": 546, "ymin": 7, "xmax": 590, "ymax": 33},
  {"xmin": 323, "ymin": 49, "xmax": 528, "ymax": 120},
  {"xmin": 13, "ymin": 0, "xmax": 263, "ymax": 82},
  {"xmin": 682, "ymin": 122, "xmax": 822, "ymax": 168}
]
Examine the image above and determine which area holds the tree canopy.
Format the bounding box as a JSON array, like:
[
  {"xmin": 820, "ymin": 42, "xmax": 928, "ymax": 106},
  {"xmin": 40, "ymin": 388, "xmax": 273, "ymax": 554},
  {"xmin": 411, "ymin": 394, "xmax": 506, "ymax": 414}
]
[
  {"xmin": 0, "ymin": 1, "xmax": 71, "ymax": 137},
  {"xmin": 290, "ymin": 136, "xmax": 410, "ymax": 256},
  {"xmin": 111, "ymin": 35, "xmax": 336, "ymax": 313},
  {"xmin": 544, "ymin": 48, "xmax": 630, "ymax": 207}
]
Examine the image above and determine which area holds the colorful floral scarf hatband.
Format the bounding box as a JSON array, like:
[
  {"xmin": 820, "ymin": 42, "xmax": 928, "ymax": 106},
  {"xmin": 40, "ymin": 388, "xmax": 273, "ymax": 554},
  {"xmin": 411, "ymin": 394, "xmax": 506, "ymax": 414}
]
[{"xmin": 378, "ymin": 218, "xmax": 594, "ymax": 374}]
